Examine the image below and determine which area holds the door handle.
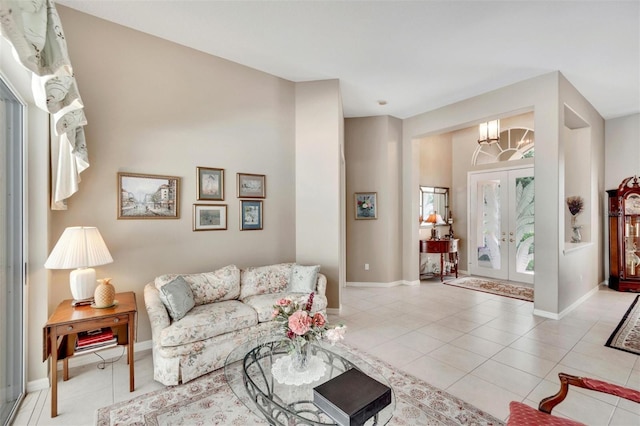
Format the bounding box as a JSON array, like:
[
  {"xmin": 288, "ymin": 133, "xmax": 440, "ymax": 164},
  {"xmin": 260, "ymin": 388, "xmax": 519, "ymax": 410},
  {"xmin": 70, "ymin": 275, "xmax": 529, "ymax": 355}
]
[{"xmin": 510, "ymin": 238, "xmax": 515, "ymax": 242}]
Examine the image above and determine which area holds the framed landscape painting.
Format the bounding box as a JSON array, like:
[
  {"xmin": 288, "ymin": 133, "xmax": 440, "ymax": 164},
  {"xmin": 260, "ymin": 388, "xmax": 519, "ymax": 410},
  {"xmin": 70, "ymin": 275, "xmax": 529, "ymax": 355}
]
[
  {"xmin": 193, "ymin": 204, "xmax": 227, "ymax": 231},
  {"xmin": 354, "ymin": 192, "xmax": 377, "ymax": 220},
  {"xmin": 196, "ymin": 167, "xmax": 224, "ymax": 201},
  {"xmin": 240, "ymin": 200, "xmax": 263, "ymax": 230},
  {"xmin": 237, "ymin": 173, "xmax": 266, "ymax": 198},
  {"xmin": 118, "ymin": 172, "xmax": 180, "ymax": 219}
]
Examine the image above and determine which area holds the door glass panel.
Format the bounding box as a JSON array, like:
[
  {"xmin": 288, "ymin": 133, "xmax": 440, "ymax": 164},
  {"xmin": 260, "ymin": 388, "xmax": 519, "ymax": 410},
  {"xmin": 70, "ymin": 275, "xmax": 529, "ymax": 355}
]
[
  {"xmin": 477, "ymin": 180, "xmax": 501, "ymax": 270},
  {"xmin": 624, "ymin": 216, "xmax": 640, "ymax": 277},
  {"xmin": 0, "ymin": 78, "xmax": 24, "ymax": 425},
  {"xmin": 514, "ymin": 176, "xmax": 535, "ymax": 274}
]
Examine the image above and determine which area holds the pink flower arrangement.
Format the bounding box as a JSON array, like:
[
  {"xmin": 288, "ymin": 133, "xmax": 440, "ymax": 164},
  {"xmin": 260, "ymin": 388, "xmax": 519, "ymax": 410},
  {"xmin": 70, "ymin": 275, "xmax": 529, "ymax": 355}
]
[
  {"xmin": 272, "ymin": 293, "xmax": 346, "ymax": 348},
  {"xmin": 288, "ymin": 311, "xmax": 311, "ymax": 335}
]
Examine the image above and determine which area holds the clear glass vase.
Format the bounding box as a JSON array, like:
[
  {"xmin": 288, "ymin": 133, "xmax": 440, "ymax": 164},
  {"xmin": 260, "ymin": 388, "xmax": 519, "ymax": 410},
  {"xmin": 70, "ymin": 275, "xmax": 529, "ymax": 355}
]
[
  {"xmin": 290, "ymin": 340, "xmax": 310, "ymax": 372},
  {"xmin": 571, "ymin": 226, "xmax": 582, "ymax": 243},
  {"xmin": 570, "ymin": 215, "xmax": 582, "ymax": 243}
]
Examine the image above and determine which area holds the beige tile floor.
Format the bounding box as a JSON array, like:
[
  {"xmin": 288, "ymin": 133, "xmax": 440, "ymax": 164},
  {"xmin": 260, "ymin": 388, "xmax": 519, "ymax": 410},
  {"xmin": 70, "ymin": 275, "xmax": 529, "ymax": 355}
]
[{"xmin": 11, "ymin": 281, "xmax": 640, "ymax": 425}]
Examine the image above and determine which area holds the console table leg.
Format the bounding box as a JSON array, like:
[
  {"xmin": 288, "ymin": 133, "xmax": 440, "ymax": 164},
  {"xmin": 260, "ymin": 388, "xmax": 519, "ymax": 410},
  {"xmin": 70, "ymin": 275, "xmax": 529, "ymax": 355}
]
[
  {"xmin": 50, "ymin": 333, "xmax": 58, "ymax": 417},
  {"xmin": 63, "ymin": 358, "xmax": 69, "ymax": 381},
  {"xmin": 128, "ymin": 314, "xmax": 135, "ymax": 391}
]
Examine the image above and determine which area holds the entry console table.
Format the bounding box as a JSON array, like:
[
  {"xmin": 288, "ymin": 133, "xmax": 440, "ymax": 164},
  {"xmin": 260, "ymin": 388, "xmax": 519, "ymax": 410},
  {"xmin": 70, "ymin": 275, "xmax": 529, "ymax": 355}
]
[
  {"xmin": 420, "ymin": 238, "xmax": 459, "ymax": 281},
  {"xmin": 43, "ymin": 291, "xmax": 137, "ymax": 417}
]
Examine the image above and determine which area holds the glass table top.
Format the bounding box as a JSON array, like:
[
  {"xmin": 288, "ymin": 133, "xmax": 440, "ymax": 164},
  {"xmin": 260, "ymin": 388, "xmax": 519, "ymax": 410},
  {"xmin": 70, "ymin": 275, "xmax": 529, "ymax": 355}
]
[{"xmin": 224, "ymin": 337, "xmax": 395, "ymax": 426}]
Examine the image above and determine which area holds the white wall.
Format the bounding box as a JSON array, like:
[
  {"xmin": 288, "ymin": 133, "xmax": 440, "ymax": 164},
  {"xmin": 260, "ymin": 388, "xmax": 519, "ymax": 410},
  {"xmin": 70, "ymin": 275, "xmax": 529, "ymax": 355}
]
[
  {"xmin": 563, "ymin": 124, "xmax": 591, "ymax": 243},
  {"xmin": 604, "ymin": 113, "xmax": 640, "ymax": 280},
  {"xmin": 557, "ymin": 74, "xmax": 605, "ymax": 314},
  {"xmin": 605, "ymin": 114, "xmax": 640, "ymax": 189},
  {"xmin": 295, "ymin": 80, "xmax": 343, "ymax": 307}
]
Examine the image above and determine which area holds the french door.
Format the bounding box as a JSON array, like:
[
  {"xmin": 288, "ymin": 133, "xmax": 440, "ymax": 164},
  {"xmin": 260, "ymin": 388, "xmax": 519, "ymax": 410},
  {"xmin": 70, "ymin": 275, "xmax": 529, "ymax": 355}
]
[
  {"xmin": 0, "ymin": 77, "xmax": 25, "ymax": 425},
  {"xmin": 468, "ymin": 167, "xmax": 534, "ymax": 284}
]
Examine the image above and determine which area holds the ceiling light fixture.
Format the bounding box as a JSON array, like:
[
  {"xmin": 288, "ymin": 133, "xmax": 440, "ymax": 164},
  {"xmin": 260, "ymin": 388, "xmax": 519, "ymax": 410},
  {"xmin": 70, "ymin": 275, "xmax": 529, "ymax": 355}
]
[
  {"xmin": 377, "ymin": 100, "xmax": 387, "ymax": 106},
  {"xmin": 478, "ymin": 119, "xmax": 500, "ymax": 145}
]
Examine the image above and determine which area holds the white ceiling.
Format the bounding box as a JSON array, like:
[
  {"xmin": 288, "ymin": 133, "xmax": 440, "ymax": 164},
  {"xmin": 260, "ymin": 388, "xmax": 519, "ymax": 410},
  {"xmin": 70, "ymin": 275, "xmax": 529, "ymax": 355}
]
[{"xmin": 56, "ymin": 0, "xmax": 639, "ymax": 120}]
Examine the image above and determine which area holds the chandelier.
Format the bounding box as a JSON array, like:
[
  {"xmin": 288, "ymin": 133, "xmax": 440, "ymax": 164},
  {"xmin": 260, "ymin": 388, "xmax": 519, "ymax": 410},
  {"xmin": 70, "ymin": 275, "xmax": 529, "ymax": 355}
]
[{"xmin": 478, "ymin": 120, "xmax": 500, "ymax": 145}]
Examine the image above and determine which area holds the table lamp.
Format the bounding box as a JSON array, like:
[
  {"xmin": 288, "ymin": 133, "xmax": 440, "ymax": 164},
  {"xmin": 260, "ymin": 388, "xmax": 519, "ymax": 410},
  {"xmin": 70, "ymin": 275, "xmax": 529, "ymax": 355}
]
[
  {"xmin": 45, "ymin": 226, "xmax": 113, "ymax": 306},
  {"xmin": 426, "ymin": 212, "xmax": 445, "ymax": 239}
]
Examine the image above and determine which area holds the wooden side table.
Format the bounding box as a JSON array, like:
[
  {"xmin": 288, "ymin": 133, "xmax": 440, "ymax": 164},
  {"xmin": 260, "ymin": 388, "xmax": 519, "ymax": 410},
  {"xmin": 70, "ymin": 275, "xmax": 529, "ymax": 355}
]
[
  {"xmin": 420, "ymin": 238, "xmax": 459, "ymax": 281},
  {"xmin": 43, "ymin": 291, "xmax": 137, "ymax": 417}
]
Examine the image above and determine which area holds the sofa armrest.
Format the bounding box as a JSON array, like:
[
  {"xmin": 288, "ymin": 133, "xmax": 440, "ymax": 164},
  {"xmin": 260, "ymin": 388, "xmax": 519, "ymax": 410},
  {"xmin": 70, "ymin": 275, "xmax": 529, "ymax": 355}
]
[
  {"xmin": 316, "ymin": 273, "xmax": 327, "ymax": 297},
  {"xmin": 143, "ymin": 282, "xmax": 171, "ymax": 342}
]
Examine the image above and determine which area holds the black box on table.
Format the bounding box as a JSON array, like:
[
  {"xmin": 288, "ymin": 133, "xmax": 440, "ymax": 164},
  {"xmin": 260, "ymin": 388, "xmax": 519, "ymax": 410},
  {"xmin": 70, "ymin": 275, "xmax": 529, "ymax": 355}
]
[{"xmin": 313, "ymin": 368, "xmax": 392, "ymax": 426}]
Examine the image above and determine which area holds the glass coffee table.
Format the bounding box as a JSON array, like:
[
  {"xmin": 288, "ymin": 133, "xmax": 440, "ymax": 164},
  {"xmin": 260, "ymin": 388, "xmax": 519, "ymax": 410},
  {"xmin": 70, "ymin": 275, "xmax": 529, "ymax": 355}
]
[{"xmin": 224, "ymin": 337, "xmax": 395, "ymax": 425}]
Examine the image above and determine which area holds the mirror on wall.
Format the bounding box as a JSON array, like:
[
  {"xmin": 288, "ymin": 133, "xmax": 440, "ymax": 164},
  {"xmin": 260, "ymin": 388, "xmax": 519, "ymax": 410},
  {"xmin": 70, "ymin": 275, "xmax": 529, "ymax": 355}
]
[{"xmin": 419, "ymin": 186, "xmax": 449, "ymax": 223}]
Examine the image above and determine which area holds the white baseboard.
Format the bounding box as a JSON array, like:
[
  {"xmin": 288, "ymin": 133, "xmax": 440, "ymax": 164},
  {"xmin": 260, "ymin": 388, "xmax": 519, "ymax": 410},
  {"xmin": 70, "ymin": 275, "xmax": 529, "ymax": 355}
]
[
  {"xmin": 532, "ymin": 309, "xmax": 560, "ymax": 320},
  {"xmin": 533, "ymin": 284, "xmax": 600, "ymax": 320},
  {"xmin": 346, "ymin": 281, "xmax": 401, "ymax": 288},
  {"xmin": 346, "ymin": 280, "xmax": 418, "ymax": 287},
  {"xmin": 326, "ymin": 307, "xmax": 341, "ymax": 315},
  {"xmin": 27, "ymin": 340, "xmax": 153, "ymax": 392},
  {"xmin": 26, "ymin": 378, "xmax": 49, "ymax": 393}
]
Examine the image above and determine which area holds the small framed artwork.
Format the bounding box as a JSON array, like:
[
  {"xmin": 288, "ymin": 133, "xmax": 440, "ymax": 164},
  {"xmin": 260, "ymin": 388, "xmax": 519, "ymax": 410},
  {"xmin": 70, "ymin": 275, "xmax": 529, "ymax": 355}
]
[
  {"xmin": 240, "ymin": 200, "xmax": 263, "ymax": 230},
  {"xmin": 193, "ymin": 204, "xmax": 227, "ymax": 231},
  {"xmin": 354, "ymin": 192, "xmax": 377, "ymax": 220},
  {"xmin": 118, "ymin": 172, "xmax": 180, "ymax": 219},
  {"xmin": 196, "ymin": 167, "xmax": 224, "ymax": 201},
  {"xmin": 237, "ymin": 173, "xmax": 266, "ymax": 198}
]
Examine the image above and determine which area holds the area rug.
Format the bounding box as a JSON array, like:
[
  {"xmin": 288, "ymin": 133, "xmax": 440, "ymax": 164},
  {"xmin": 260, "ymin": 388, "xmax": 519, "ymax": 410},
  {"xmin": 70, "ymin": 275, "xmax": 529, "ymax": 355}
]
[
  {"xmin": 605, "ymin": 295, "xmax": 640, "ymax": 356},
  {"xmin": 443, "ymin": 276, "xmax": 534, "ymax": 302},
  {"xmin": 96, "ymin": 344, "xmax": 504, "ymax": 425}
]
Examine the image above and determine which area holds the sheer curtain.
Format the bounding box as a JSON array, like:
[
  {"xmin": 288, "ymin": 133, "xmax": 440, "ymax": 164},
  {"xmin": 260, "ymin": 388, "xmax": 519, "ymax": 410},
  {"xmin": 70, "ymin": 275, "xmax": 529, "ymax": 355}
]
[{"xmin": 0, "ymin": 0, "xmax": 89, "ymax": 209}]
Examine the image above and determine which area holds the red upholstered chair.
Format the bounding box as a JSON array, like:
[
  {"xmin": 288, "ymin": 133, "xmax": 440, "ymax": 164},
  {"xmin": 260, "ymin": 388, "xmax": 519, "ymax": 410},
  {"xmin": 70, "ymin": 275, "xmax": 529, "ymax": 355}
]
[{"xmin": 507, "ymin": 372, "xmax": 640, "ymax": 425}]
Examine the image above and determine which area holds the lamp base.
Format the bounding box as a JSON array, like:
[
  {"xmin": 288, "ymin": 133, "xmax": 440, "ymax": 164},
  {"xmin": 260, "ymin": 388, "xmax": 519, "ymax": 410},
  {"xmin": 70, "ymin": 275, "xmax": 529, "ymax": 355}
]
[
  {"xmin": 431, "ymin": 227, "xmax": 439, "ymax": 240},
  {"xmin": 69, "ymin": 267, "xmax": 98, "ymax": 301}
]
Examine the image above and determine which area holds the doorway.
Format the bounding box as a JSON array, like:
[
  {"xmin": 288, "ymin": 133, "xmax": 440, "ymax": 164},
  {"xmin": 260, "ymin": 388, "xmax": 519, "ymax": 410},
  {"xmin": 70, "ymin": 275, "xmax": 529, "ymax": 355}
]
[{"xmin": 468, "ymin": 166, "xmax": 534, "ymax": 284}]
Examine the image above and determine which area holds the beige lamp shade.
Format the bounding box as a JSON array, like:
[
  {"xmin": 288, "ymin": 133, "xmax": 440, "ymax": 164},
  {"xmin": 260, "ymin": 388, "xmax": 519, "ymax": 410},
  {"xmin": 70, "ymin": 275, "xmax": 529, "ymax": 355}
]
[{"xmin": 45, "ymin": 227, "xmax": 113, "ymax": 302}]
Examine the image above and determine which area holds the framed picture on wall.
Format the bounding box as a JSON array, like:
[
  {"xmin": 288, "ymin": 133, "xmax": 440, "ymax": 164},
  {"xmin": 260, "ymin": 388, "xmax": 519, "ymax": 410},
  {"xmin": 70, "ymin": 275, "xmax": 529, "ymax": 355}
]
[
  {"xmin": 193, "ymin": 204, "xmax": 227, "ymax": 231},
  {"xmin": 118, "ymin": 172, "xmax": 180, "ymax": 219},
  {"xmin": 354, "ymin": 192, "xmax": 377, "ymax": 220},
  {"xmin": 237, "ymin": 173, "xmax": 266, "ymax": 198},
  {"xmin": 196, "ymin": 167, "xmax": 224, "ymax": 201},
  {"xmin": 240, "ymin": 200, "xmax": 263, "ymax": 230}
]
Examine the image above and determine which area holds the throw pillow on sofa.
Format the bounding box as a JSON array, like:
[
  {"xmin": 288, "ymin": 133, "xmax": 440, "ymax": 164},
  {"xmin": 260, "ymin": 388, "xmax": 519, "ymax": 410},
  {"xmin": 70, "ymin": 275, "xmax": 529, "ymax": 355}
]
[
  {"xmin": 289, "ymin": 264, "xmax": 320, "ymax": 292},
  {"xmin": 158, "ymin": 276, "xmax": 195, "ymax": 321},
  {"xmin": 155, "ymin": 264, "xmax": 240, "ymax": 306},
  {"xmin": 240, "ymin": 263, "xmax": 294, "ymax": 300}
]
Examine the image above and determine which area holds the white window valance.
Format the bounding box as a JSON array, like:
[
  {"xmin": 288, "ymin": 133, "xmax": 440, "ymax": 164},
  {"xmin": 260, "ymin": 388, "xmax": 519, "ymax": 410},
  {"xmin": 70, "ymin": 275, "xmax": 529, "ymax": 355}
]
[{"xmin": 0, "ymin": 0, "xmax": 89, "ymax": 209}]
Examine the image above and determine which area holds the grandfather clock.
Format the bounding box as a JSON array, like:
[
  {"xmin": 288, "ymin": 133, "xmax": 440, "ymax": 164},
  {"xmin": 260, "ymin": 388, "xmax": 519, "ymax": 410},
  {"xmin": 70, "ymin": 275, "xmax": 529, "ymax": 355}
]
[{"xmin": 608, "ymin": 176, "xmax": 640, "ymax": 292}]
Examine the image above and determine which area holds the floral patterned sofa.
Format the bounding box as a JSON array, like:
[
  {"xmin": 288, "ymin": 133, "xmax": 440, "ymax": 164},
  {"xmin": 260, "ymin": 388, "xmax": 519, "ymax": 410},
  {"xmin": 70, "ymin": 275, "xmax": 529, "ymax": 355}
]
[{"xmin": 144, "ymin": 262, "xmax": 327, "ymax": 386}]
